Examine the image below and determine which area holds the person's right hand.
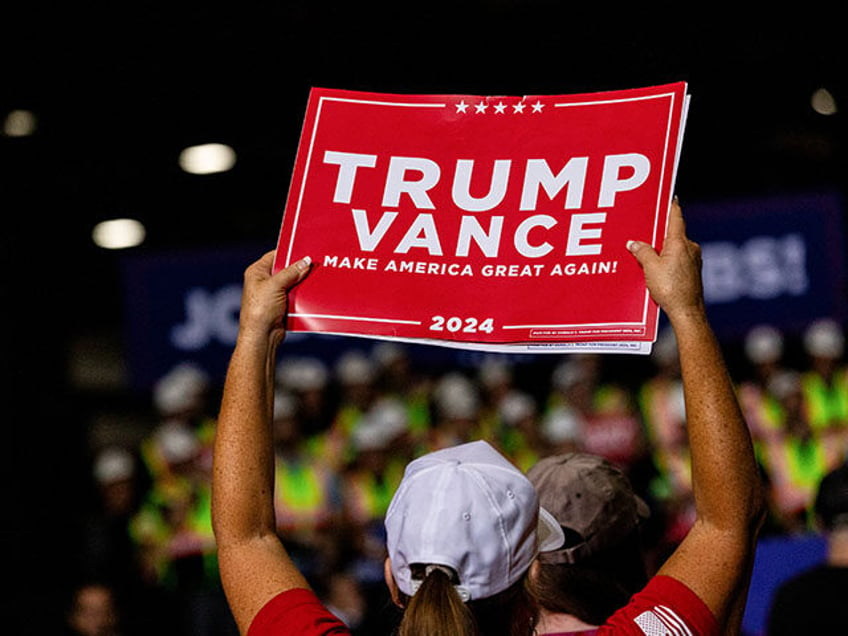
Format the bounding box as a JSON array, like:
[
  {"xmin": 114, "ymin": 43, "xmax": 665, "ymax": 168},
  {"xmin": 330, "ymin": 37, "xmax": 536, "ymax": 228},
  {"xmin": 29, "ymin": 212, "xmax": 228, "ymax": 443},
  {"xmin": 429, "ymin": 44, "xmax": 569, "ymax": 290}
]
[{"xmin": 626, "ymin": 199, "xmax": 704, "ymax": 322}]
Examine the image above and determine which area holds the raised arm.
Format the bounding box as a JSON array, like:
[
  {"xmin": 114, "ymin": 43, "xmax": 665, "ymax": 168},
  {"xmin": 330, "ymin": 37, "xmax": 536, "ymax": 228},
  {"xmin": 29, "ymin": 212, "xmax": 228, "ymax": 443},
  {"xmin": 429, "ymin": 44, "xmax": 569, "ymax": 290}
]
[
  {"xmin": 627, "ymin": 200, "xmax": 765, "ymax": 632},
  {"xmin": 212, "ymin": 251, "xmax": 312, "ymax": 633}
]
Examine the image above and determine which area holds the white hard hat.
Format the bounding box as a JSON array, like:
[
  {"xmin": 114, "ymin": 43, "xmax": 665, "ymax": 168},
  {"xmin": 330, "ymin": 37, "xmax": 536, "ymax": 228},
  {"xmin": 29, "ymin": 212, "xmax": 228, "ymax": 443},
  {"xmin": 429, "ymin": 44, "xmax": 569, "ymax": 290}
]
[
  {"xmin": 335, "ymin": 350, "xmax": 376, "ymax": 385},
  {"xmin": 153, "ymin": 362, "xmax": 209, "ymax": 415},
  {"xmin": 93, "ymin": 447, "xmax": 135, "ymax": 485},
  {"xmin": 277, "ymin": 357, "xmax": 329, "ymax": 391},
  {"xmin": 803, "ymin": 319, "xmax": 844, "ymax": 359},
  {"xmin": 499, "ymin": 391, "xmax": 536, "ymax": 426},
  {"xmin": 745, "ymin": 325, "xmax": 784, "ymax": 365}
]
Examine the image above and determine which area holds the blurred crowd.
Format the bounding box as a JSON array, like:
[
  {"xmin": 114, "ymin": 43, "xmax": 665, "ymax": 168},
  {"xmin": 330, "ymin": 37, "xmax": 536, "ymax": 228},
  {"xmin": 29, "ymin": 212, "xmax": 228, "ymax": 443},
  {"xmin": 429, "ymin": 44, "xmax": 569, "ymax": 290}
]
[{"xmin": 68, "ymin": 317, "xmax": 848, "ymax": 636}]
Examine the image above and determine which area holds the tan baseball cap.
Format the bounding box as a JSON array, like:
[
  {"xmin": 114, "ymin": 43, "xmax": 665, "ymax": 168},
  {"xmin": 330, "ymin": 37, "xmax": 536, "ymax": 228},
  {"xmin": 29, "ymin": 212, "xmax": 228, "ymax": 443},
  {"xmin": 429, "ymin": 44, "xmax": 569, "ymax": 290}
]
[{"xmin": 527, "ymin": 453, "xmax": 649, "ymax": 564}]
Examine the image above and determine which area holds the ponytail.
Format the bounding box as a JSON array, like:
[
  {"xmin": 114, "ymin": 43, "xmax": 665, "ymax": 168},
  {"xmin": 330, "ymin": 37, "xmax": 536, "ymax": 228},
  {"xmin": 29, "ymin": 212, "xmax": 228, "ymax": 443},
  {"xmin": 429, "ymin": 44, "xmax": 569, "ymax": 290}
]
[
  {"xmin": 397, "ymin": 566, "xmax": 476, "ymax": 636},
  {"xmin": 395, "ymin": 564, "xmax": 536, "ymax": 636}
]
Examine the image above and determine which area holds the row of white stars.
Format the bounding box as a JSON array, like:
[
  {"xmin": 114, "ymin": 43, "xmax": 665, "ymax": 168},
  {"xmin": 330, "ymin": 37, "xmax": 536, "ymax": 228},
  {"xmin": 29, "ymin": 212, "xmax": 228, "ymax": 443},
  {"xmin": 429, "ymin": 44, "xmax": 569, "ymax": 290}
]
[{"xmin": 455, "ymin": 100, "xmax": 545, "ymax": 114}]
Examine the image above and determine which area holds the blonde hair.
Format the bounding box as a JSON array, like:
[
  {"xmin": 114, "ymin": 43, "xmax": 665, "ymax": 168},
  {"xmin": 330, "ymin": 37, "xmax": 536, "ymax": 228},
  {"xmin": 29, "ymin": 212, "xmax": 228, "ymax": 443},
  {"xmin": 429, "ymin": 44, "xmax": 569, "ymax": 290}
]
[
  {"xmin": 396, "ymin": 564, "xmax": 536, "ymax": 636},
  {"xmin": 398, "ymin": 567, "xmax": 475, "ymax": 636}
]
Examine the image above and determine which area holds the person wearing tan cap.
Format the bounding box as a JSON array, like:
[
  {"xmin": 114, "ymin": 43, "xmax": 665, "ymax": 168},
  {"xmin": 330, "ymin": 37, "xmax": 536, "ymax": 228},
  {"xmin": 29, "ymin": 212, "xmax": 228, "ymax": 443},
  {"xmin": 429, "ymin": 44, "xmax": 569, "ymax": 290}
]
[
  {"xmin": 527, "ymin": 454, "xmax": 651, "ymax": 632},
  {"xmin": 527, "ymin": 200, "xmax": 766, "ymax": 634}
]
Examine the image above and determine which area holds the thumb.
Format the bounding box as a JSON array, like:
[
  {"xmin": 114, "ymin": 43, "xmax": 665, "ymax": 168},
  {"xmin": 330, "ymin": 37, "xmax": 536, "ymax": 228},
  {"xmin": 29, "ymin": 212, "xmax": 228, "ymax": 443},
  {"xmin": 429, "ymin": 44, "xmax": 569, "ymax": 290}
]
[
  {"xmin": 626, "ymin": 240, "xmax": 659, "ymax": 270},
  {"xmin": 274, "ymin": 256, "xmax": 313, "ymax": 289}
]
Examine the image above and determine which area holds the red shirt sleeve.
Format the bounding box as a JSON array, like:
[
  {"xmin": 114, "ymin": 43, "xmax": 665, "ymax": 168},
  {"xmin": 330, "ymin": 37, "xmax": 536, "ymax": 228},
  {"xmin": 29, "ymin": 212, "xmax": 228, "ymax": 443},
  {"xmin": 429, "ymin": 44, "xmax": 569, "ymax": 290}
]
[
  {"xmin": 600, "ymin": 575, "xmax": 719, "ymax": 635},
  {"xmin": 248, "ymin": 588, "xmax": 351, "ymax": 636}
]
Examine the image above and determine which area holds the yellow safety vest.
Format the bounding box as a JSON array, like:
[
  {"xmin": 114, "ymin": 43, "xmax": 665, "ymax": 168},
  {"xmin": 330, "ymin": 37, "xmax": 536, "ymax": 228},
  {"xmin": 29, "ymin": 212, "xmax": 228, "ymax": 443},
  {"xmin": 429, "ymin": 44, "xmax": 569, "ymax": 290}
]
[
  {"xmin": 802, "ymin": 370, "xmax": 848, "ymax": 431},
  {"xmin": 343, "ymin": 461, "xmax": 404, "ymax": 525},
  {"xmin": 273, "ymin": 459, "xmax": 337, "ymax": 532},
  {"xmin": 638, "ymin": 379, "xmax": 692, "ymax": 500},
  {"xmin": 497, "ymin": 427, "xmax": 540, "ymax": 473},
  {"xmin": 129, "ymin": 481, "xmax": 217, "ymax": 588},
  {"xmin": 764, "ymin": 433, "xmax": 830, "ymax": 529}
]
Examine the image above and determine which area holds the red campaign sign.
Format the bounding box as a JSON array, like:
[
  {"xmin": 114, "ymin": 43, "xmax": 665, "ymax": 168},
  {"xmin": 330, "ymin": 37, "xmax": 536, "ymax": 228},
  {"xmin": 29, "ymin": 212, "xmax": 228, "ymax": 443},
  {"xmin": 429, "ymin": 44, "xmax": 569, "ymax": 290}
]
[{"xmin": 274, "ymin": 83, "xmax": 689, "ymax": 354}]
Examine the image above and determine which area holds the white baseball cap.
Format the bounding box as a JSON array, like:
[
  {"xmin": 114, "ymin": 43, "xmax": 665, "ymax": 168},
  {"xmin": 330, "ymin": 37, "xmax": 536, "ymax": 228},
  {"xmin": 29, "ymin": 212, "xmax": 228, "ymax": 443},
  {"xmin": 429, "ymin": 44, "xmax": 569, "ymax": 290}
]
[{"xmin": 385, "ymin": 440, "xmax": 564, "ymax": 602}]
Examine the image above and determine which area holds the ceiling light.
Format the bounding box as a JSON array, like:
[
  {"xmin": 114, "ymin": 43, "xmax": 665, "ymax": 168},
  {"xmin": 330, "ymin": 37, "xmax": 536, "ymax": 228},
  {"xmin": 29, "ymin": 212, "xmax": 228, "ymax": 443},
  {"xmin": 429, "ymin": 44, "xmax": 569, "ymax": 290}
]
[
  {"xmin": 3, "ymin": 109, "xmax": 37, "ymax": 137},
  {"xmin": 178, "ymin": 143, "xmax": 237, "ymax": 174},
  {"xmin": 811, "ymin": 88, "xmax": 837, "ymax": 116},
  {"xmin": 92, "ymin": 218, "xmax": 147, "ymax": 249}
]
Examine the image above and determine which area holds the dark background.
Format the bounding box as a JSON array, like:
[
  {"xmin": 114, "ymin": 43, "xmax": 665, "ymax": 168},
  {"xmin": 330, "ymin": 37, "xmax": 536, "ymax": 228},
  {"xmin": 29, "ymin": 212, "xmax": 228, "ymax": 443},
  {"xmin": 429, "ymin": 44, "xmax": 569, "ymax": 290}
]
[{"xmin": 2, "ymin": 3, "xmax": 845, "ymax": 631}]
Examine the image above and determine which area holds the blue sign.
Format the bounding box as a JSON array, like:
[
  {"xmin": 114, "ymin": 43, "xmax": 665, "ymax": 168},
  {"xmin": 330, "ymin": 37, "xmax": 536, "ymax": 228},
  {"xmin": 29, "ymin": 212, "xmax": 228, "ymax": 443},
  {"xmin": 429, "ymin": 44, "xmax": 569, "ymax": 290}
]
[
  {"xmin": 122, "ymin": 244, "xmax": 262, "ymax": 390},
  {"xmin": 685, "ymin": 191, "xmax": 846, "ymax": 340}
]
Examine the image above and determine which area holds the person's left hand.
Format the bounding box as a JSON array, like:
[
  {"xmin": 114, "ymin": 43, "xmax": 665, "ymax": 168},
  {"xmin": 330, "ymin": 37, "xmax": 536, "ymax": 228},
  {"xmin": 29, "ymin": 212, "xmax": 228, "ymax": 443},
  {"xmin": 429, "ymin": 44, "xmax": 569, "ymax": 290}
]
[{"xmin": 238, "ymin": 251, "xmax": 312, "ymax": 345}]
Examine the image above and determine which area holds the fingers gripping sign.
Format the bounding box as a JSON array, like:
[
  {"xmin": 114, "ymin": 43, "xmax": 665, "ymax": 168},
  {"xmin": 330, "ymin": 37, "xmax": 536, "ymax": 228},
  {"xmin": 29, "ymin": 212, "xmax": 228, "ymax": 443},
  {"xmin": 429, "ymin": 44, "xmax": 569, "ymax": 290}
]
[
  {"xmin": 626, "ymin": 199, "xmax": 704, "ymax": 319},
  {"xmin": 240, "ymin": 251, "xmax": 313, "ymax": 342}
]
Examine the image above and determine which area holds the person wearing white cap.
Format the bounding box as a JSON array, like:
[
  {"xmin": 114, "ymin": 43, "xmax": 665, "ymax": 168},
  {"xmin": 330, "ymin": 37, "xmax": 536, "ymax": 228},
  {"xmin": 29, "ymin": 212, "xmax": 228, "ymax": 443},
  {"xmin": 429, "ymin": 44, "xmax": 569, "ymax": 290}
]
[
  {"xmin": 340, "ymin": 397, "xmax": 410, "ymax": 578},
  {"xmin": 737, "ymin": 324, "xmax": 788, "ymax": 453},
  {"xmin": 276, "ymin": 355, "xmax": 333, "ymax": 434},
  {"xmin": 371, "ymin": 341, "xmax": 432, "ymax": 442},
  {"xmin": 495, "ymin": 390, "xmax": 547, "ymax": 472},
  {"xmin": 758, "ymin": 370, "xmax": 837, "ymax": 532},
  {"xmin": 81, "ymin": 447, "xmax": 143, "ymax": 601},
  {"xmin": 526, "ymin": 199, "xmax": 766, "ymax": 634},
  {"xmin": 324, "ymin": 349, "xmax": 379, "ymax": 468},
  {"xmin": 211, "ymin": 253, "xmax": 564, "ymax": 635},
  {"xmin": 429, "ymin": 372, "xmax": 484, "ymax": 450},
  {"xmin": 383, "ymin": 440, "xmax": 563, "ymax": 635},
  {"xmin": 142, "ymin": 361, "xmax": 217, "ymax": 482},
  {"xmin": 800, "ymin": 318, "xmax": 848, "ymax": 441}
]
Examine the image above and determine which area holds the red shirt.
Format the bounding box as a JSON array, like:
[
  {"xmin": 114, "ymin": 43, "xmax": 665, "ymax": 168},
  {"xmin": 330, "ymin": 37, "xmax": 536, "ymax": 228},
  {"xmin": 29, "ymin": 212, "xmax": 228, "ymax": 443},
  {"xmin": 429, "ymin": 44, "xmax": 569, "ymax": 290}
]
[
  {"xmin": 250, "ymin": 575, "xmax": 717, "ymax": 636},
  {"xmin": 248, "ymin": 588, "xmax": 349, "ymax": 636},
  {"xmin": 545, "ymin": 576, "xmax": 718, "ymax": 636}
]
